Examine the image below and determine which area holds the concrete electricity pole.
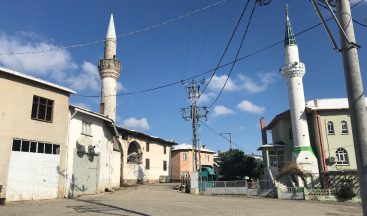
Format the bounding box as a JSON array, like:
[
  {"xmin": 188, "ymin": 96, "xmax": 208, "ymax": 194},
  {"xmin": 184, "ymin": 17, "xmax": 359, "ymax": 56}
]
[
  {"xmin": 336, "ymin": 1, "xmax": 367, "ymax": 214},
  {"xmin": 181, "ymin": 80, "xmax": 209, "ymax": 172},
  {"xmin": 311, "ymin": 0, "xmax": 367, "ymax": 214}
]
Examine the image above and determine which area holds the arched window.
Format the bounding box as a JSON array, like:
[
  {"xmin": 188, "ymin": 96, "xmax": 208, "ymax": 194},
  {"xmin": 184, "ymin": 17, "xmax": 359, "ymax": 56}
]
[
  {"xmin": 327, "ymin": 121, "xmax": 335, "ymax": 134},
  {"xmin": 341, "ymin": 121, "xmax": 348, "ymax": 134},
  {"xmin": 336, "ymin": 148, "xmax": 349, "ymax": 165},
  {"xmin": 127, "ymin": 142, "xmax": 142, "ymax": 164}
]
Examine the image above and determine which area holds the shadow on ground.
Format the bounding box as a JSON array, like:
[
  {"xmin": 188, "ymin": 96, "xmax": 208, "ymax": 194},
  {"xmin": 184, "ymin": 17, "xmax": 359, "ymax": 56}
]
[{"xmin": 67, "ymin": 199, "xmax": 150, "ymax": 216}]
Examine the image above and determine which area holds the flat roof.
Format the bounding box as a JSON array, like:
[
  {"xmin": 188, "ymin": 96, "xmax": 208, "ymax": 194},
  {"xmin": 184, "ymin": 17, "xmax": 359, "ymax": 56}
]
[
  {"xmin": 172, "ymin": 143, "xmax": 215, "ymax": 153},
  {"xmin": 0, "ymin": 66, "xmax": 76, "ymax": 94}
]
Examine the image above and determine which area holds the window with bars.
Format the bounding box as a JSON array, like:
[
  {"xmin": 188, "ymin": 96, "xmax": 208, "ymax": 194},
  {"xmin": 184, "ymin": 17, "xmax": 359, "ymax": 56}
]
[
  {"xmin": 82, "ymin": 121, "xmax": 92, "ymax": 136},
  {"xmin": 336, "ymin": 148, "xmax": 349, "ymax": 165},
  {"xmin": 341, "ymin": 121, "xmax": 349, "ymax": 134},
  {"xmin": 327, "ymin": 121, "xmax": 335, "ymax": 134},
  {"xmin": 31, "ymin": 95, "xmax": 54, "ymax": 122},
  {"xmin": 12, "ymin": 139, "xmax": 60, "ymax": 155},
  {"xmin": 182, "ymin": 153, "xmax": 187, "ymax": 161}
]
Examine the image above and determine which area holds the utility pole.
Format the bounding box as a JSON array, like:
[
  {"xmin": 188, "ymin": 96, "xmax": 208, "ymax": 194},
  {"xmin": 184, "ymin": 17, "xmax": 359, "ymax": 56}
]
[
  {"xmin": 181, "ymin": 80, "xmax": 209, "ymax": 172},
  {"xmin": 311, "ymin": 1, "xmax": 367, "ymax": 214},
  {"xmin": 219, "ymin": 132, "xmax": 232, "ymax": 150},
  {"xmin": 337, "ymin": 1, "xmax": 367, "ymax": 214}
]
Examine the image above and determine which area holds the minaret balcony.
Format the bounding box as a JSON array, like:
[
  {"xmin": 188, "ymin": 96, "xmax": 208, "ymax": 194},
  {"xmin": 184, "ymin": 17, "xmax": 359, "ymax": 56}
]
[
  {"xmin": 281, "ymin": 62, "xmax": 305, "ymax": 79},
  {"xmin": 99, "ymin": 59, "xmax": 121, "ymax": 79}
]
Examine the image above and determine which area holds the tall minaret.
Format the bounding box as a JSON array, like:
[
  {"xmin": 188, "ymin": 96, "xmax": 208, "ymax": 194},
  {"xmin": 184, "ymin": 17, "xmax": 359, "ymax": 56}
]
[
  {"xmin": 99, "ymin": 14, "xmax": 121, "ymax": 121},
  {"xmin": 281, "ymin": 5, "xmax": 319, "ymax": 175}
]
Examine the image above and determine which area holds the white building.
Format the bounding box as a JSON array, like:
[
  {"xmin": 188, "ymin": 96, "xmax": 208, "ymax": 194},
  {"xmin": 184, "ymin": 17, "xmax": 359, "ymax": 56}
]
[{"xmin": 65, "ymin": 105, "xmax": 121, "ymax": 198}]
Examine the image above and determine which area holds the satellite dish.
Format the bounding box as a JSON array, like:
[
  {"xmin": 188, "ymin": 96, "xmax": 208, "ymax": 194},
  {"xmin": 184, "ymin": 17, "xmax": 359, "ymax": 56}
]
[{"xmin": 77, "ymin": 136, "xmax": 92, "ymax": 146}]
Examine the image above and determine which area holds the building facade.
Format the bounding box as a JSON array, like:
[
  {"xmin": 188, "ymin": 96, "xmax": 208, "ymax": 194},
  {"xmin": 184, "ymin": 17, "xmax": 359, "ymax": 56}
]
[
  {"xmin": 259, "ymin": 98, "xmax": 359, "ymax": 178},
  {"xmin": 118, "ymin": 127, "xmax": 176, "ymax": 184},
  {"xmin": 66, "ymin": 105, "xmax": 121, "ymax": 198},
  {"xmin": 171, "ymin": 144, "xmax": 215, "ymax": 181},
  {"xmin": 0, "ymin": 66, "xmax": 74, "ymax": 201}
]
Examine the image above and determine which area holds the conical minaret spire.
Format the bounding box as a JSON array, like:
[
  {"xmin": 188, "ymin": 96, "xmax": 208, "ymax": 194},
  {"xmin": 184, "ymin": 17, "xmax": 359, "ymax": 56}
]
[
  {"xmin": 280, "ymin": 5, "xmax": 319, "ymax": 177},
  {"xmin": 284, "ymin": 4, "xmax": 297, "ymax": 47},
  {"xmin": 106, "ymin": 14, "xmax": 116, "ymax": 40},
  {"xmin": 99, "ymin": 14, "xmax": 122, "ymax": 121}
]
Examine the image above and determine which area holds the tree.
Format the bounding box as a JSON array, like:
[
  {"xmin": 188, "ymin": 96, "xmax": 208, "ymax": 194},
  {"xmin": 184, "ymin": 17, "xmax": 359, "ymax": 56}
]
[{"xmin": 217, "ymin": 149, "xmax": 261, "ymax": 180}]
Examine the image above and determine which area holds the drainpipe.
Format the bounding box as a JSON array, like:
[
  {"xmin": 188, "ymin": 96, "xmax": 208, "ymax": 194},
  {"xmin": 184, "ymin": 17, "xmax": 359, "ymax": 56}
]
[
  {"xmin": 64, "ymin": 108, "xmax": 78, "ymax": 197},
  {"xmin": 315, "ymin": 111, "xmax": 327, "ymax": 172}
]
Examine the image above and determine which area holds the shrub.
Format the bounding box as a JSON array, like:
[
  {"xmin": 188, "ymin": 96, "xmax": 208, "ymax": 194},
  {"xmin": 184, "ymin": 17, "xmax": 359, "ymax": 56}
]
[{"xmin": 335, "ymin": 183, "xmax": 356, "ymax": 201}]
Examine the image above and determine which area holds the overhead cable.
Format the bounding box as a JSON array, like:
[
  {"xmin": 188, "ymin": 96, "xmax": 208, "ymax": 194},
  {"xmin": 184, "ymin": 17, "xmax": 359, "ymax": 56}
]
[
  {"xmin": 0, "ymin": 0, "xmax": 230, "ymax": 56},
  {"xmin": 75, "ymin": 0, "xmax": 364, "ymax": 98}
]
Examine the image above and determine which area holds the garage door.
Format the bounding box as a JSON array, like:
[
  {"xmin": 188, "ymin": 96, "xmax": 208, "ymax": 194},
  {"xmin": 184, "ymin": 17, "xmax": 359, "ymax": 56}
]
[{"xmin": 7, "ymin": 139, "xmax": 60, "ymax": 201}]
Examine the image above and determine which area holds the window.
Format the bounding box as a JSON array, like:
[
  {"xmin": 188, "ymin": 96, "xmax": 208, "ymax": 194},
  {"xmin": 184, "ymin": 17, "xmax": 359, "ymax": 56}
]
[
  {"xmin": 12, "ymin": 139, "xmax": 60, "ymax": 155},
  {"xmin": 163, "ymin": 145, "xmax": 167, "ymax": 154},
  {"xmin": 163, "ymin": 160, "xmax": 167, "ymax": 171},
  {"xmin": 336, "ymin": 148, "xmax": 349, "ymax": 165},
  {"xmin": 207, "ymin": 154, "xmax": 210, "ymax": 162},
  {"xmin": 146, "ymin": 142, "xmax": 150, "ymax": 152},
  {"xmin": 289, "ymin": 128, "xmax": 293, "ymax": 139},
  {"xmin": 31, "ymin": 96, "xmax": 54, "ymax": 122},
  {"xmin": 12, "ymin": 139, "xmax": 21, "ymax": 151},
  {"xmin": 82, "ymin": 121, "xmax": 92, "ymax": 136},
  {"xmin": 327, "ymin": 121, "xmax": 335, "ymax": 134},
  {"xmin": 145, "ymin": 158, "xmax": 150, "ymax": 170},
  {"xmin": 341, "ymin": 121, "xmax": 349, "ymax": 134},
  {"xmin": 182, "ymin": 153, "xmax": 187, "ymax": 161},
  {"xmin": 269, "ymin": 150, "xmax": 284, "ymax": 168}
]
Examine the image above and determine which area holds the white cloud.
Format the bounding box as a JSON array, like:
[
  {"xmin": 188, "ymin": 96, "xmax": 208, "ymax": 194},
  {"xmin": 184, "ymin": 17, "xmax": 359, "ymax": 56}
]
[
  {"xmin": 198, "ymin": 92, "xmax": 216, "ymax": 104},
  {"xmin": 66, "ymin": 61, "xmax": 100, "ymax": 91},
  {"xmin": 212, "ymin": 105, "xmax": 235, "ymax": 117},
  {"xmin": 238, "ymin": 72, "xmax": 278, "ymax": 93},
  {"xmin": 237, "ymin": 100, "xmax": 265, "ymax": 114},
  {"xmin": 207, "ymin": 75, "xmax": 239, "ymax": 92},
  {"xmin": 205, "ymin": 72, "xmax": 277, "ymax": 95},
  {"xmin": 0, "ymin": 32, "xmax": 76, "ymax": 80},
  {"xmin": 122, "ymin": 117, "xmax": 150, "ymax": 130}
]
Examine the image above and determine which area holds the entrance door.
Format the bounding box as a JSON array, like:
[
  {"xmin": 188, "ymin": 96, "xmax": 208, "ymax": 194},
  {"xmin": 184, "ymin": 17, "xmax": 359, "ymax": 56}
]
[{"xmin": 70, "ymin": 150, "xmax": 99, "ymax": 198}]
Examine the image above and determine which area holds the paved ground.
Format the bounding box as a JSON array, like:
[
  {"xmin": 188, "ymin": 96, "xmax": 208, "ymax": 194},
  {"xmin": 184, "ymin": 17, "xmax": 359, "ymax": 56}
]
[{"xmin": 0, "ymin": 183, "xmax": 362, "ymax": 216}]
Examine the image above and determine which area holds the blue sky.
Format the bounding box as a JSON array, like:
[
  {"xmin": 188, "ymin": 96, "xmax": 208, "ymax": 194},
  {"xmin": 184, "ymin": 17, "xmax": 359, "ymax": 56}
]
[{"xmin": 0, "ymin": 0, "xmax": 366, "ymax": 154}]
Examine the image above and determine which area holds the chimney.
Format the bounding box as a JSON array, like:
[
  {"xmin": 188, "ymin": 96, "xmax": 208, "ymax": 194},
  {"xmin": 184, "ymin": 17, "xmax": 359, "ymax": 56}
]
[
  {"xmin": 260, "ymin": 117, "xmax": 268, "ymax": 145},
  {"xmin": 313, "ymin": 99, "xmax": 319, "ymax": 107}
]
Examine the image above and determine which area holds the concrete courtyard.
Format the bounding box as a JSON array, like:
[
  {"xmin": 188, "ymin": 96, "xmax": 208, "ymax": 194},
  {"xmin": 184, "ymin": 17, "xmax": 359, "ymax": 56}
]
[{"xmin": 0, "ymin": 183, "xmax": 362, "ymax": 216}]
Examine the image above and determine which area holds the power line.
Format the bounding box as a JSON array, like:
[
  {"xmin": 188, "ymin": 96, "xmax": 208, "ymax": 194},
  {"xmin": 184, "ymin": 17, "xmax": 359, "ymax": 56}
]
[
  {"xmin": 194, "ymin": 0, "xmax": 252, "ymax": 104},
  {"xmin": 0, "ymin": 0, "xmax": 231, "ymax": 56},
  {"xmin": 75, "ymin": 0, "xmax": 364, "ymax": 98},
  {"xmin": 200, "ymin": 120, "xmax": 254, "ymax": 154},
  {"xmin": 209, "ymin": 0, "xmax": 257, "ymax": 108}
]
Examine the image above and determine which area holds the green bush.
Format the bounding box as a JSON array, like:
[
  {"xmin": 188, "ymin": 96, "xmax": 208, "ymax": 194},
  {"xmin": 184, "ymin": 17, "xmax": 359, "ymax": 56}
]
[{"xmin": 335, "ymin": 183, "xmax": 356, "ymax": 201}]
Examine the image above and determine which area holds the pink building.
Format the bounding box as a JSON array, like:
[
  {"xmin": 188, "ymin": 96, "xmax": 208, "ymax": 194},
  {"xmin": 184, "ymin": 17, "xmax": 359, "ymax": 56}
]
[{"xmin": 171, "ymin": 144, "xmax": 215, "ymax": 181}]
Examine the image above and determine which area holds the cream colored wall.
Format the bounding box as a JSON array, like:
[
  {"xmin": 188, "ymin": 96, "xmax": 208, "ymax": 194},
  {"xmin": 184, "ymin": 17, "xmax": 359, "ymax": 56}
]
[
  {"xmin": 0, "ymin": 73, "xmax": 70, "ymax": 198},
  {"xmin": 320, "ymin": 111, "xmax": 357, "ymax": 171},
  {"xmin": 120, "ymin": 137, "xmax": 172, "ymax": 183}
]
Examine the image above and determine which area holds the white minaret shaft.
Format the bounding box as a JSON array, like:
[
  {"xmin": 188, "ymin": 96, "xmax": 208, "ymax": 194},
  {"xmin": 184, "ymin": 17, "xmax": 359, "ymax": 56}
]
[
  {"xmin": 281, "ymin": 5, "xmax": 319, "ymax": 175},
  {"xmin": 99, "ymin": 14, "xmax": 121, "ymax": 121}
]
